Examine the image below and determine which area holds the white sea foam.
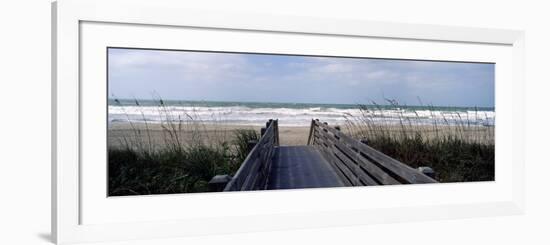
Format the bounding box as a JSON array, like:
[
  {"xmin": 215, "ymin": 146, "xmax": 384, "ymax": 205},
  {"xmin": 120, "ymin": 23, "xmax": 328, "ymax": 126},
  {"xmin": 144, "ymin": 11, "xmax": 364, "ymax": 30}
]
[{"xmin": 108, "ymin": 105, "xmax": 495, "ymax": 127}]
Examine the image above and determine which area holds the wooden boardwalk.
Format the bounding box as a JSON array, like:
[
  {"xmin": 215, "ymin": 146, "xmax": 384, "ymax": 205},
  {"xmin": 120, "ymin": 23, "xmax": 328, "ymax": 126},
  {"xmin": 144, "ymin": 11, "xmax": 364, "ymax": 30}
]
[
  {"xmin": 267, "ymin": 146, "xmax": 344, "ymax": 190},
  {"xmin": 218, "ymin": 119, "xmax": 437, "ymax": 192}
]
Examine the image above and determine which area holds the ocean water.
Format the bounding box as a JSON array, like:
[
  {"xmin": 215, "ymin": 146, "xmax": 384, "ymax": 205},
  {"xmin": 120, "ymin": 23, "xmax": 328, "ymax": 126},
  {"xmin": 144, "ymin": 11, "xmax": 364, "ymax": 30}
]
[{"xmin": 108, "ymin": 99, "xmax": 495, "ymax": 127}]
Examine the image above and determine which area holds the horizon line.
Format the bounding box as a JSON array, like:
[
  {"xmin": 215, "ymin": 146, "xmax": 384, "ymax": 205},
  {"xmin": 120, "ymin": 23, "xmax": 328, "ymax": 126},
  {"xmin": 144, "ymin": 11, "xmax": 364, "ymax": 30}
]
[{"xmin": 107, "ymin": 97, "xmax": 495, "ymax": 109}]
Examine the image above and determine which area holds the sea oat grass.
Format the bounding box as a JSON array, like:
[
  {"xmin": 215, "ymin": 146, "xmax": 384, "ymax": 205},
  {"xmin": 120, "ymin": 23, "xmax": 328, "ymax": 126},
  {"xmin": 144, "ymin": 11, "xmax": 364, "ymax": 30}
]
[
  {"xmin": 108, "ymin": 97, "xmax": 259, "ymax": 195},
  {"xmin": 345, "ymin": 101, "xmax": 495, "ymax": 182}
]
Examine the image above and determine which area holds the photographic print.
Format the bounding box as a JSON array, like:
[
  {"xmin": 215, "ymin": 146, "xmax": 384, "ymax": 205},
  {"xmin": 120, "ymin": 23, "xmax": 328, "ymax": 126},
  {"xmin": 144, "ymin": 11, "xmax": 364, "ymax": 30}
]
[{"xmin": 107, "ymin": 48, "xmax": 495, "ymax": 196}]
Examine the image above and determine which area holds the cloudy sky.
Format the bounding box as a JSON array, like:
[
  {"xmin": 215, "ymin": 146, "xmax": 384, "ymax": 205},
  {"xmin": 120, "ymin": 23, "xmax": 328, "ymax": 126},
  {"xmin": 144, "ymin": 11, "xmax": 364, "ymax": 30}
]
[{"xmin": 108, "ymin": 48, "xmax": 495, "ymax": 107}]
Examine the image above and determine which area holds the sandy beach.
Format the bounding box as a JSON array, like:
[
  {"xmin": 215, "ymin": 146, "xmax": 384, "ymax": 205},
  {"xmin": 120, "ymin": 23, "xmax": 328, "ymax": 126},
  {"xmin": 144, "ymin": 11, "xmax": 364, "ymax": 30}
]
[
  {"xmin": 108, "ymin": 122, "xmax": 312, "ymax": 148},
  {"xmin": 108, "ymin": 121, "xmax": 494, "ymax": 150}
]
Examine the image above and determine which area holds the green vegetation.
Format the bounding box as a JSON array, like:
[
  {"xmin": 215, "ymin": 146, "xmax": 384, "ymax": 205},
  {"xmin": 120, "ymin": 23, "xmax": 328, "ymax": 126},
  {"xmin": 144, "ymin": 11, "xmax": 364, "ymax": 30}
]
[
  {"xmin": 108, "ymin": 99, "xmax": 258, "ymax": 196},
  {"xmin": 109, "ymin": 96, "xmax": 495, "ymax": 195},
  {"xmin": 345, "ymin": 100, "xmax": 495, "ymax": 183},
  {"xmin": 360, "ymin": 135, "xmax": 494, "ymax": 182}
]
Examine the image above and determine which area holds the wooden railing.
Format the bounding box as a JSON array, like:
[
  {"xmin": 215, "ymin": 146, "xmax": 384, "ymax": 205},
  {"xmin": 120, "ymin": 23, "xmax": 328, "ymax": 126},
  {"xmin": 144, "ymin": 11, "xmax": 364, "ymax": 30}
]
[
  {"xmin": 224, "ymin": 119, "xmax": 279, "ymax": 191},
  {"xmin": 308, "ymin": 119, "xmax": 437, "ymax": 186}
]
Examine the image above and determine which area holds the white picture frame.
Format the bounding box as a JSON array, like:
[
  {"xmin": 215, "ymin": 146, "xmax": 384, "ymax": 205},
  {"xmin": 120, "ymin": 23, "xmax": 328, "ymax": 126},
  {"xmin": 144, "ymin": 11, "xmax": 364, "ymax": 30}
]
[{"xmin": 52, "ymin": 0, "xmax": 525, "ymax": 244}]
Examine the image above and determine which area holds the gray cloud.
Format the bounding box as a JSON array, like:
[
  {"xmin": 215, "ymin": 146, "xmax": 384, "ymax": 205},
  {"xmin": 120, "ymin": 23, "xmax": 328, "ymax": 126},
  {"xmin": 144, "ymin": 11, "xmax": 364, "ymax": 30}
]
[{"xmin": 108, "ymin": 48, "xmax": 494, "ymax": 107}]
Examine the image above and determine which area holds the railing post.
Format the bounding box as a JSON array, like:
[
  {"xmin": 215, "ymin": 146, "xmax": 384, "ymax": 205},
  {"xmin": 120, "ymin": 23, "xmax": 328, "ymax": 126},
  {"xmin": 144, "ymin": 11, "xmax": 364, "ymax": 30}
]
[
  {"xmin": 208, "ymin": 175, "xmax": 232, "ymax": 192},
  {"xmin": 274, "ymin": 119, "xmax": 279, "ymax": 146},
  {"xmin": 417, "ymin": 166, "xmax": 435, "ymax": 179},
  {"xmin": 307, "ymin": 119, "xmax": 315, "ymax": 145}
]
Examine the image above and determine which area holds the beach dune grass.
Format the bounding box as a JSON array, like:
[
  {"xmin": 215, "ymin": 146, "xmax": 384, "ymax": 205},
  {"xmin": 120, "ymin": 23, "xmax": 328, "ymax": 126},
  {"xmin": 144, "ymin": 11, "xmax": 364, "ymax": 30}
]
[
  {"xmin": 108, "ymin": 98, "xmax": 495, "ymax": 195},
  {"xmin": 108, "ymin": 98, "xmax": 259, "ymax": 196},
  {"xmin": 363, "ymin": 135, "xmax": 494, "ymax": 182},
  {"xmin": 345, "ymin": 101, "xmax": 495, "ymax": 183},
  {"xmin": 109, "ymin": 129, "xmax": 259, "ymax": 195}
]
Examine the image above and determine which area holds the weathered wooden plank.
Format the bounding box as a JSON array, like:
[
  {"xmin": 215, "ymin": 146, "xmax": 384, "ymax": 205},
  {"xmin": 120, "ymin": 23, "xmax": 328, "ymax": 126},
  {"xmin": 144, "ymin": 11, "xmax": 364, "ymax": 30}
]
[
  {"xmin": 321, "ymin": 132, "xmax": 382, "ymax": 186},
  {"xmin": 331, "ymin": 148, "xmax": 379, "ymax": 186},
  {"xmin": 356, "ymin": 145, "xmax": 437, "ymax": 184},
  {"xmin": 230, "ymin": 149, "xmax": 257, "ymax": 190},
  {"xmin": 318, "ymin": 127, "xmax": 398, "ymax": 184},
  {"xmin": 337, "ymin": 144, "xmax": 400, "ymax": 184},
  {"xmin": 240, "ymin": 158, "xmax": 262, "ymax": 190},
  {"xmin": 319, "ymin": 128, "xmax": 401, "ymax": 185},
  {"xmin": 257, "ymin": 143, "xmax": 275, "ymax": 189},
  {"xmin": 267, "ymin": 146, "xmax": 345, "ymax": 189},
  {"xmin": 321, "ymin": 136, "xmax": 361, "ymax": 185},
  {"xmin": 224, "ymin": 119, "xmax": 279, "ymax": 191},
  {"xmin": 314, "ymin": 132, "xmax": 357, "ymax": 185},
  {"xmin": 310, "ymin": 125, "xmax": 349, "ymax": 184},
  {"xmin": 318, "ymin": 146, "xmax": 353, "ymax": 186},
  {"xmin": 317, "ymin": 121, "xmax": 436, "ymax": 184},
  {"xmin": 312, "ymin": 120, "xmax": 437, "ymax": 185}
]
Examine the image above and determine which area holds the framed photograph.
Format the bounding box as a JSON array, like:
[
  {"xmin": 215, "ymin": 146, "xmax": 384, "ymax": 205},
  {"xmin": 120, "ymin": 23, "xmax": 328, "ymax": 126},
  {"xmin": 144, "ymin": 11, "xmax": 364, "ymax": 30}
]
[{"xmin": 52, "ymin": 0, "xmax": 525, "ymax": 244}]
